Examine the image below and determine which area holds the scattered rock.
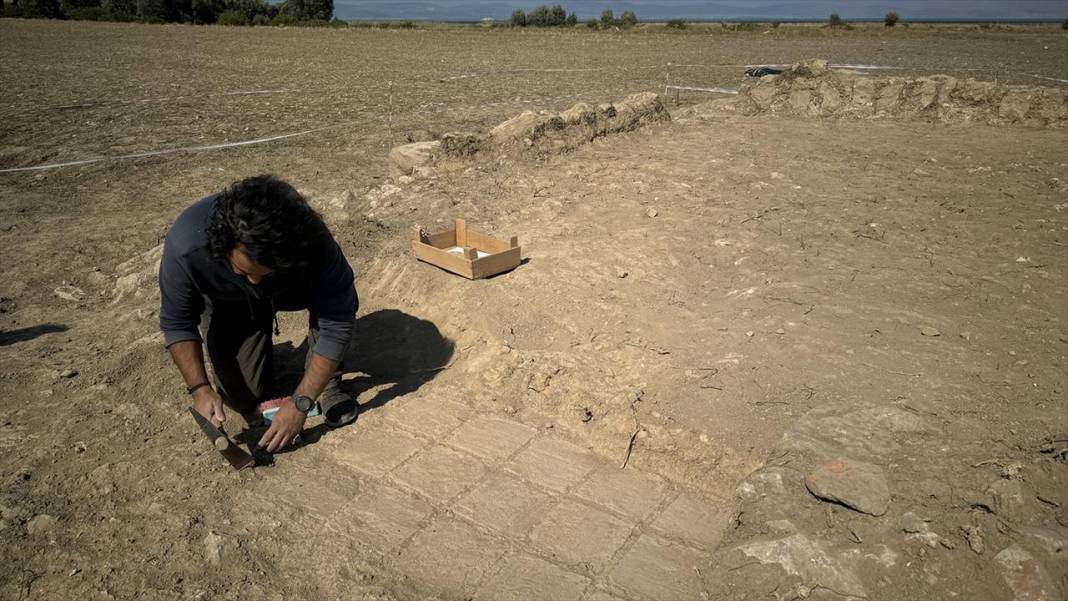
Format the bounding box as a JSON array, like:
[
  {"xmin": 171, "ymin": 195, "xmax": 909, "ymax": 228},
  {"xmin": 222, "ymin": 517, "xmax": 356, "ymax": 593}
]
[
  {"xmin": 53, "ymin": 285, "xmax": 85, "ymax": 302},
  {"xmin": 1019, "ymin": 526, "xmax": 1068, "ymax": 557},
  {"xmin": 962, "ymin": 524, "xmax": 985, "ymax": 554},
  {"xmin": 26, "ymin": 514, "xmax": 57, "ymax": 536},
  {"xmin": 804, "ymin": 457, "xmax": 890, "ymax": 516},
  {"xmin": 902, "ymin": 513, "xmax": 942, "ymax": 548},
  {"xmin": 733, "ymin": 534, "xmax": 867, "ymax": 599},
  {"xmin": 203, "ymin": 530, "xmax": 232, "ymax": 566},
  {"xmin": 616, "ymin": 268, "xmax": 628, "ymax": 279},
  {"xmin": 994, "ymin": 544, "xmax": 1061, "ymax": 601},
  {"xmin": 397, "ymin": 175, "xmax": 414, "ymax": 185},
  {"xmin": 388, "ymin": 140, "xmax": 441, "ymax": 176},
  {"xmin": 988, "ymin": 478, "xmax": 1027, "ymax": 516},
  {"xmin": 74, "ymin": 441, "xmax": 87, "ymax": 454},
  {"xmin": 775, "ymin": 328, "xmax": 786, "ymax": 335},
  {"xmin": 59, "ymin": 369, "xmax": 78, "ymax": 379},
  {"xmin": 645, "ymin": 207, "xmax": 659, "ymax": 218},
  {"xmin": 580, "ymin": 407, "xmax": 593, "ymax": 423},
  {"xmin": 920, "ymin": 326, "xmax": 941, "ymax": 337}
]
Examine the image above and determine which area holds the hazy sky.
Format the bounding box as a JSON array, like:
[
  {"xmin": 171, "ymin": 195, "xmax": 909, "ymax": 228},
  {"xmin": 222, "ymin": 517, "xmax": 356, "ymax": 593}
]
[{"xmin": 335, "ymin": 0, "xmax": 1068, "ymax": 22}]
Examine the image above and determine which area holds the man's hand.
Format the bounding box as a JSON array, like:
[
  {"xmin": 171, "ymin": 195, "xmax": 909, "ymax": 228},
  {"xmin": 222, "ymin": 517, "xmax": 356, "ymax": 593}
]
[
  {"xmin": 258, "ymin": 400, "xmax": 306, "ymax": 453},
  {"xmin": 192, "ymin": 386, "xmax": 226, "ymax": 424}
]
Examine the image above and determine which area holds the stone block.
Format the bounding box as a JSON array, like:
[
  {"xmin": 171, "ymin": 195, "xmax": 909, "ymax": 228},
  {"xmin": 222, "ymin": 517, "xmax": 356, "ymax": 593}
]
[
  {"xmin": 573, "ymin": 467, "xmax": 666, "ymax": 519},
  {"xmin": 331, "ymin": 483, "xmax": 432, "ymax": 552},
  {"xmin": 391, "ymin": 444, "xmax": 487, "ymax": 503},
  {"xmin": 453, "ymin": 472, "xmax": 555, "ymax": 536},
  {"xmin": 609, "ymin": 534, "xmax": 704, "ymax": 600},
  {"xmin": 529, "ymin": 500, "xmax": 633, "ymax": 572},
  {"xmin": 273, "ymin": 462, "xmax": 364, "ymax": 519},
  {"xmin": 445, "ymin": 415, "xmax": 537, "ymax": 461},
  {"xmin": 475, "ymin": 554, "xmax": 590, "ymax": 601},
  {"xmin": 333, "ymin": 427, "xmax": 426, "ymax": 477},
  {"xmin": 393, "ymin": 517, "xmax": 509, "ymax": 597},
  {"xmin": 649, "ymin": 492, "xmax": 729, "ymax": 549},
  {"xmin": 505, "ymin": 437, "xmax": 600, "ymax": 493},
  {"xmin": 383, "ymin": 399, "xmax": 469, "ymax": 440}
]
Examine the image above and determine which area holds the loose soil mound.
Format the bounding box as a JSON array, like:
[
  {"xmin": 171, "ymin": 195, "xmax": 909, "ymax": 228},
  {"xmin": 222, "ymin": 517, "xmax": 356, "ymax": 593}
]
[{"xmin": 710, "ymin": 59, "xmax": 1068, "ymax": 127}]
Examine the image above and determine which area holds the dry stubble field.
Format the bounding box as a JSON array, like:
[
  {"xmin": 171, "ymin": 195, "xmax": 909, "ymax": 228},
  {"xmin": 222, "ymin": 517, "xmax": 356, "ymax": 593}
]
[{"xmin": 1, "ymin": 19, "xmax": 1067, "ymax": 601}]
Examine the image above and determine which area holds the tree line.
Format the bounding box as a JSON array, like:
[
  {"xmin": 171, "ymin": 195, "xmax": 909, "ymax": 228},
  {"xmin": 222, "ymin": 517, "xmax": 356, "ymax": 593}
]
[
  {"xmin": 0, "ymin": 0, "xmax": 334, "ymax": 25},
  {"xmin": 510, "ymin": 5, "xmax": 638, "ymax": 29}
]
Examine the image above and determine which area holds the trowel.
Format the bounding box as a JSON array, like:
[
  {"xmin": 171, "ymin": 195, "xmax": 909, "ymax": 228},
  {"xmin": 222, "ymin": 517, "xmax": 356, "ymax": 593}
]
[{"xmin": 189, "ymin": 407, "xmax": 254, "ymax": 470}]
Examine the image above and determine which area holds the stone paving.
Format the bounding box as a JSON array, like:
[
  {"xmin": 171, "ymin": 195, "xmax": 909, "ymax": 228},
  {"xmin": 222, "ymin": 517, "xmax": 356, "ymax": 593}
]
[{"xmin": 282, "ymin": 396, "xmax": 730, "ymax": 600}]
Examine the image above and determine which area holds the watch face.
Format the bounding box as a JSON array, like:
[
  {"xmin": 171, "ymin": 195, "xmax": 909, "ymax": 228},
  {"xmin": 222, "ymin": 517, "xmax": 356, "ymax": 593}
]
[{"xmin": 294, "ymin": 396, "xmax": 313, "ymax": 412}]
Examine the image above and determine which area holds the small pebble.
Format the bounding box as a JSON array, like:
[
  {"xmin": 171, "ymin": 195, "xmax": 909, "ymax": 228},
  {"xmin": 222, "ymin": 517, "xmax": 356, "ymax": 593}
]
[
  {"xmin": 775, "ymin": 328, "xmax": 786, "ymax": 335},
  {"xmin": 645, "ymin": 207, "xmax": 658, "ymax": 218},
  {"xmin": 920, "ymin": 327, "xmax": 941, "ymax": 337},
  {"xmin": 60, "ymin": 369, "xmax": 78, "ymax": 378},
  {"xmin": 745, "ymin": 331, "xmax": 755, "ymax": 338},
  {"xmin": 616, "ymin": 268, "xmax": 628, "ymax": 279}
]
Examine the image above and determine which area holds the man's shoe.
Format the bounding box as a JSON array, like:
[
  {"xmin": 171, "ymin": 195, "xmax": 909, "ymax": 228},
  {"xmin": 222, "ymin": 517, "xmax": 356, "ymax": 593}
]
[{"xmin": 319, "ymin": 388, "xmax": 358, "ymax": 428}]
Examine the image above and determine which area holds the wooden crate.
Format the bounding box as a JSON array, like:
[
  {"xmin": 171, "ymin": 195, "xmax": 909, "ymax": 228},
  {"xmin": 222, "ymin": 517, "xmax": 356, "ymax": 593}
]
[{"xmin": 412, "ymin": 219, "xmax": 521, "ymax": 279}]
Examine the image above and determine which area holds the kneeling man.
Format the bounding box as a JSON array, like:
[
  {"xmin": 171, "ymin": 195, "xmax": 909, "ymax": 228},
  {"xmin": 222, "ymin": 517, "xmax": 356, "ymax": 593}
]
[{"xmin": 159, "ymin": 175, "xmax": 358, "ymax": 452}]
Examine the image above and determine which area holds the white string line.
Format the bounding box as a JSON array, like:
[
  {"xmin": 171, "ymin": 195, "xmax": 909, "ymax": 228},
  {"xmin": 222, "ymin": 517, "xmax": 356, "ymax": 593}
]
[
  {"xmin": 1031, "ymin": 74, "xmax": 1068, "ymax": 84},
  {"xmin": 0, "ymin": 123, "xmax": 349, "ymax": 174},
  {"xmin": 46, "ymin": 89, "xmax": 296, "ymax": 111},
  {"xmin": 665, "ymin": 85, "xmax": 739, "ymax": 94},
  {"xmin": 0, "ymin": 92, "xmax": 594, "ymax": 174}
]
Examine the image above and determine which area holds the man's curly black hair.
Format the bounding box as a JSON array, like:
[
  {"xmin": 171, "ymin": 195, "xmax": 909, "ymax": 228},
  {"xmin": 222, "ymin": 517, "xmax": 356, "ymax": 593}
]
[{"xmin": 206, "ymin": 175, "xmax": 331, "ymax": 275}]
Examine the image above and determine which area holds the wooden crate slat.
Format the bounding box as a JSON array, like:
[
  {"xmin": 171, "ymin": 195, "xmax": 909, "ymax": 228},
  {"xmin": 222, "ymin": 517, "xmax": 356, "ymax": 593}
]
[
  {"xmin": 471, "ymin": 246, "xmax": 522, "ymax": 279},
  {"xmin": 412, "ymin": 240, "xmax": 474, "ymax": 278}
]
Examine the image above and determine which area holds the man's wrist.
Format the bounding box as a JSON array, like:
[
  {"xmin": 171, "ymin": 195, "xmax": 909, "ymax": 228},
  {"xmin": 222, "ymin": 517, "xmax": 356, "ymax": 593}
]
[{"xmin": 291, "ymin": 394, "xmax": 316, "ymax": 414}]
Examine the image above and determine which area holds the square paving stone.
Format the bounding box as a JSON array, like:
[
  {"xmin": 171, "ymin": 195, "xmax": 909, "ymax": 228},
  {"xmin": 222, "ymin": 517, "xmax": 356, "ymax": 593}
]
[
  {"xmin": 609, "ymin": 534, "xmax": 704, "ymax": 600},
  {"xmin": 390, "ymin": 444, "xmax": 487, "ymax": 503},
  {"xmin": 273, "ymin": 462, "xmax": 364, "ymax": 519},
  {"xmin": 333, "ymin": 427, "xmax": 426, "ymax": 478},
  {"xmin": 330, "ymin": 483, "xmax": 433, "ymax": 553},
  {"xmin": 505, "ymin": 437, "xmax": 601, "ymax": 493},
  {"xmin": 445, "ymin": 415, "xmax": 537, "ymax": 461},
  {"xmin": 453, "ymin": 472, "xmax": 555, "ymax": 536},
  {"xmin": 383, "ymin": 399, "xmax": 470, "ymax": 440},
  {"xmin": 648, "ymin": 491, "xmax": 729, "ymax": 550},
  {"xmin": 573, "ymin": 467, "xmax": 667, "ymax": 519},
  {"xmin": 393, "ymin": 517, "xmax": 509, "ymax": 598},
  {"xmin": 529, "ymin": 500, "xmax": 634, "ymax": 572},
  {"xmin": 475, "ymin": 554, "xmax": 590, "ymax": 601}
]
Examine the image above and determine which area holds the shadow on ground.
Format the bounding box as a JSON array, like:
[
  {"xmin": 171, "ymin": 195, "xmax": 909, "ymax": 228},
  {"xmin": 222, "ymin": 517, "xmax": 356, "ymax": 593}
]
[
  {"xmin": 0, "ymin": 323, "xmax": 67, "ymax": 346},
  {"xmin": 274, "ymin": 308, "xmax": 455, "ymax": 411}
]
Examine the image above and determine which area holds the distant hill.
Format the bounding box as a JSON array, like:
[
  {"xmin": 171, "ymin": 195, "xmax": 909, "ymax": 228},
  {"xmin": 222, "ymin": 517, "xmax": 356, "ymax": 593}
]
[{"xmin": 333, "ymin": 0, "xmax": 1068, "ymax": 23}]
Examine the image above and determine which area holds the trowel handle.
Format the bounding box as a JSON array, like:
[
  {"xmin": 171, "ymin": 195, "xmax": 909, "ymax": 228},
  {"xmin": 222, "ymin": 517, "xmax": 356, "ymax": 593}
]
[{"xmin": 189, "ymin": 407, "xmax": 231, "ymax": 450}]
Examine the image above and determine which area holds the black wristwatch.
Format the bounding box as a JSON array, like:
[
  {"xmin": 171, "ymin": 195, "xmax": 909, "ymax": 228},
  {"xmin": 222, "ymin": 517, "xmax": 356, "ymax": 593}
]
[{"xmin": 292, "ymin": 394, "xmax": 316, "ymax": 414}]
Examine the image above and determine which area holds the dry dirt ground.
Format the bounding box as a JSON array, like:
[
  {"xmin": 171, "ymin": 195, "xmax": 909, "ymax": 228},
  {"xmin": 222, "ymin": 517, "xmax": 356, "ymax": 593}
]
[{"xmin": 1, "ymin": 20, "xmax": 1067, "ymax": 601}]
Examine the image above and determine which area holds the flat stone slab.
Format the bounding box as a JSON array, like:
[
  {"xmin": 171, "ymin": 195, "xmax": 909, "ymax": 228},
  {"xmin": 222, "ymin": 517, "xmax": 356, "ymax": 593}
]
[
  {"xmin": 445, "ymin": 415, "xmax": 537, "ymax": 461},
  {"xmin": 383, "ymin": 399, "xmax": 470, "ymax": 439},
  {"xmin": 804, "ymin": 457, "xmax": 890, "ymax": 516},
  {"xmin": 475, "ymin": 554, "xmax": 590, "ymax": 601},
  {"xmin": 505, "ymin": 437, "xmax": 600, "ymax": 493},
  {"xmin": 649, "ymin": 492, "xmax": 729, "ymax": 549},
  {"xmin": 393, "ymin": 517, "xmax": 509, "ymax": 597},
  {"xmin": 609, "ymin": 534, "xmax": 704, "ymax": 600},
  {"xmin": 454, "ymin": 472, "xmax": 554, "ymax": 535},
  {"xmin": 529, "ymin": 499, "xmax": 633, "ymax": 572},
  {"xmin": 334, "ymin": 427, "xmax": 426, "ymax": 477},
  {"xmin": 330, "ymin": 483, "xmax": 433, "ymax": 552},
  {"xmin": 390, "ymin": 444, "xmax": 487, "ymax": 503},
  {"xmin": 573, "ymin": 467, "xmax": 667, "ymax": 519}
]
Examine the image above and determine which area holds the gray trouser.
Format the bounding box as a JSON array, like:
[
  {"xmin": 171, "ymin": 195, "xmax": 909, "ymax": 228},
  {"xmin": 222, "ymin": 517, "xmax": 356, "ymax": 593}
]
[{"xmin": 201, "ymin": 299, "xmax": 342, "ymax": 414}]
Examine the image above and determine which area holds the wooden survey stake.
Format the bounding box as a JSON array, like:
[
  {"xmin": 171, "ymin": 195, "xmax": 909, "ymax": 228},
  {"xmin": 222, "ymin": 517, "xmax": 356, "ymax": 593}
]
[{"xmin": 412, "ymin": 219, "xmax": 521, "ymax": 279}]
